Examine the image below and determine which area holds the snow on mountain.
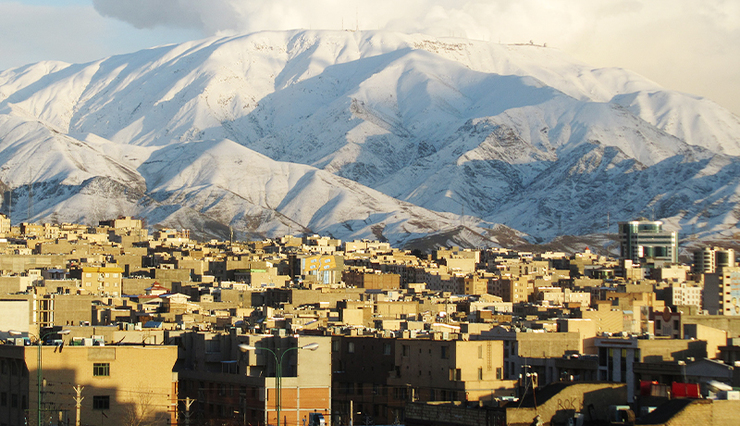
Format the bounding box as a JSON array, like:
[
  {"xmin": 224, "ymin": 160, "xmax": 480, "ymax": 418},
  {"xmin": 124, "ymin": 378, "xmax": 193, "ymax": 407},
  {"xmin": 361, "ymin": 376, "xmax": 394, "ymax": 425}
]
[{"xmin": 0, "ymin": 30, "xmax": 738, "ymax": 246}]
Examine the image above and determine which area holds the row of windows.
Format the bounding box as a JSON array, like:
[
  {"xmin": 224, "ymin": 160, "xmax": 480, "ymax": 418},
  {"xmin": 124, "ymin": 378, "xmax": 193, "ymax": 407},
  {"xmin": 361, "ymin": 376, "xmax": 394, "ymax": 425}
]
[
  {"xmin": 342, "ymin": 341, "xmax": 392, "ymax": 355},
  {"xmin": 0, "ymin": 359, "xmax": 26, "ymax": 376},
  {"xmin": 401, "ymin": 345, "xmax": 451, "ymax": 359},
  {"xmin": 0, "ymin": 392, "xmax": 25, "ymax": 409},
  {"xmin": 85, "ymin": 273, "xmax": 120, "ymax": 278},
  {"xmin": 83, "ymin": 282, "xmax": 119, "ymax": 288}
]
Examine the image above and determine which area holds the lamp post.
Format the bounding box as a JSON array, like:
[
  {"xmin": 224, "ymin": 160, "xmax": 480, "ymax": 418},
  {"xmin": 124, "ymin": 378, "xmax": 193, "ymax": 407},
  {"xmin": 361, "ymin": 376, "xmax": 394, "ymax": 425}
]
[
  {"xmin": 10, "ymin": 329, "xmax": 71, "ymax": 426},
  {"xmin": 239, "ymin": 342, "xmax": 319, "ymax": 426}
]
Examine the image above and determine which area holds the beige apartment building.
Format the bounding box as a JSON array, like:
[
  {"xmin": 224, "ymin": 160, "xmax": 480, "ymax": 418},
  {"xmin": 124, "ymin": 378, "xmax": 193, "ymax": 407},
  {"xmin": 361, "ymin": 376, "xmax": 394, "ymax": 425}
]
[
  {"xmin": 704, "ymin": 267, "xmax": 740, "ymax": 315},
  {"xmin": 489, "ymin": 277, "xmax": 533, "ymax": 304},
  {"xmin": 343, "ymin": 269, "xmax": 401, "ymax": 290},
  {"xmin": 69, "ymin": 265, "xmax": 124, "ymax": 296},
  {"xmin": 0, "ymin": 214, "xmax": 10, "ymax": 235},
  {"xmin": 0, "ymin": 340, "xmax": 178, "ymax": 426},
  {"xmin": 388, "ymin": 338, "xmax": 515, "ymax": 404},
  {"xmin": 332, "ymin": 334, "xmax": 516, "ymax": 425}
]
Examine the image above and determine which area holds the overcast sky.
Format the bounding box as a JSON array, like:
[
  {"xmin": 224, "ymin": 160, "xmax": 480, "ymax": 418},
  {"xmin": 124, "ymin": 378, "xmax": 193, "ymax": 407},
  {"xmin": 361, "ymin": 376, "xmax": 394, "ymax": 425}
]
[{"xmin": 1, "ymin": 0, "xmax": 738, "ymax": 116}]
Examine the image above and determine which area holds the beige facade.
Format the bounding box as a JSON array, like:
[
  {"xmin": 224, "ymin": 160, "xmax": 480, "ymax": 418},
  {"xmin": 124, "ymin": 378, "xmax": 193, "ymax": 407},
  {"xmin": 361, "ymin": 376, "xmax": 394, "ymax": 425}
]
[
  {"xmin": 0, "ymin": 214, "xmax": 10, "ymax": 235},
  {"xmin": 704, "ymin": 267, "xmax": 740, "ymax": 315},
  {"xmin": 667, "ymin": 283, "xmax": 703, "ymax": 309},
  {"xmin": 463, "ymin": 275, "xmax": 489, "ymax": 296},
  {"xmin": 490, "ymin": 277, "xmax": 533, "ymax": 304},
  {"xmin": 344, "ymin": 240, "xmax": 392, "ymax": 253},
  {"xmin": 343, "ymin": 269, "xmax": 401, "ymax": 290},
  {"xmin": 0, "ymin": 343, "xmax": 177, "ymax": 426},
  {"xmin": 389, "ymin": 338, "xmax": 515, "ymax": 403},
  {"xmin": 0, "ymin": 299, "xmax": 30, "ymax": 334},
  {"xmin": 98, "ymin": 216, "xmax": 142, "ymax": 230},
  {"xmin": 70, "ymin": 266, "xmax": 124, "ymax": 296}
]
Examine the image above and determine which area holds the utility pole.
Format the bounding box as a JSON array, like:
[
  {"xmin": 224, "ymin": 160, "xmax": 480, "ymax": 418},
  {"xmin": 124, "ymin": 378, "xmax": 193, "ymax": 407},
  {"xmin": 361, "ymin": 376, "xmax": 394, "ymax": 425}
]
[
  {"xmin": 182, "ymin": 397, "xmax": 195, "ymax": 426},
  {"xmin": 73, "ymin": 386, "xmax": 84, "ymax": 426}
]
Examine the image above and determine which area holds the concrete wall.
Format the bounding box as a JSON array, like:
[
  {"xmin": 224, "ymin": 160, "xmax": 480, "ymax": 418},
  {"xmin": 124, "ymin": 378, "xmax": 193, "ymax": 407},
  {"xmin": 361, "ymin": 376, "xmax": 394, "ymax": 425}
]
[
  {"xmin": 683, "ymin": 323, "xmax": 727, "ymax": 359},
  {"xmin": 640, "ymin": 399, "xmax": 740, "ymax": 426},
  {"xmin": 505, "ymin": 383, "xmax": 627, "ymax": 426},
  {"xmin": 0, "ymin": 299, "xmax": 30, "ymax": 333}
]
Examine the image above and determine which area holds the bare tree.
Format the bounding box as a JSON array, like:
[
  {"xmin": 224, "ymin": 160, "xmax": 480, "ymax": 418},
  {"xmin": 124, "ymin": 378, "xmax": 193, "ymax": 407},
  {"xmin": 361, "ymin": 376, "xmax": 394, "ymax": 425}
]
[{"xmin": 123, "ymin": 386, "xmax": 158, "ymax": 426}]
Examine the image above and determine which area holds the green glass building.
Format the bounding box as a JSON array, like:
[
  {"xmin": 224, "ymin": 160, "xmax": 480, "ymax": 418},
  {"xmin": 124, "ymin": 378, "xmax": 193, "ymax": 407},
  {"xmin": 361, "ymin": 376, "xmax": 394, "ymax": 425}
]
[{"xmin": 618, "ymin": 218, "xmax": 678, "ymax": 266}]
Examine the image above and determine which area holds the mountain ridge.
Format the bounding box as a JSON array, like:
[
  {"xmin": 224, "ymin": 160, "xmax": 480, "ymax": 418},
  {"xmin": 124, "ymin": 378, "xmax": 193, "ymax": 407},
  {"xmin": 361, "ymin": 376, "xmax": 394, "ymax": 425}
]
[{"xmin": 0, "ymin": 30, "xmax": 738, "ymax": 248}]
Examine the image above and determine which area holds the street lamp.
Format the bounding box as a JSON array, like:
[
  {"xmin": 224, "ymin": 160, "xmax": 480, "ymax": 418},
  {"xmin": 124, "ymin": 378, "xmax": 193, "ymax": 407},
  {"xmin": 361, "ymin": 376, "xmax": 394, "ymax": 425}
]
[
  {"xmin": 9, "ymin": 329, "xmax": 71, "ymax": 426},
  {"xmin": 239, "ymin": 342, "xmax": 319, "ymax": 426}
]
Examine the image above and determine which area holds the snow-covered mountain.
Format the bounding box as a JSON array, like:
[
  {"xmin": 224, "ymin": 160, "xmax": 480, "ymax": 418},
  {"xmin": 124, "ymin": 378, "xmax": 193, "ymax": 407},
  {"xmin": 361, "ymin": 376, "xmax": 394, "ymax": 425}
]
[{"xmin": 0, "ymin": 30, "xmax": 738, "ymax": 247}]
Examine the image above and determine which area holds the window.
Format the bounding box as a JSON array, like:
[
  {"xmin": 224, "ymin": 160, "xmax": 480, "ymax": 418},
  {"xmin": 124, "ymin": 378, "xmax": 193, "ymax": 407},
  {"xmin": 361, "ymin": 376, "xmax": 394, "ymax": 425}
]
[
  {"xmin": 348, "ymin": 342, "xmax": 355, "ymax": 354},
  {"xmin": 478, "ymin": 345, "xmax": 483, "ymax": 359},
  {"xmin": 93, "ymin": 363, "xmax": 110, "ymax": 377},
  {"xmin": 0, "ymin": 392, "xmax": 6, "ymax": 406},
  {"xmin": 93, "ymin": 396, "xmax": 110, "ymax": 410},
  {"xmin": 496, "ymin": 367, "xmax": 503, "ymax": 380},
  {"xmin": 441, "ymin": 346, "xmax": 449, "ymax": 359},
  {"xmin": 384, "ymin": 343, "xmax": 392, "ymax": 355},
  {"xmin": 478, "ymin": 367, "xmax": 483, "ymax": 380}
]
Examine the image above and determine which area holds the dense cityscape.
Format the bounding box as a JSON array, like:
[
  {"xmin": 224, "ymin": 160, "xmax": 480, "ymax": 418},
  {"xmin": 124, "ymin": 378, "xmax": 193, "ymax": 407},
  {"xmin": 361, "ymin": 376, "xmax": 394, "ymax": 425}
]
[{"xmin": 0, "ymin": 215, "xmax": 738, "ymax": 425}]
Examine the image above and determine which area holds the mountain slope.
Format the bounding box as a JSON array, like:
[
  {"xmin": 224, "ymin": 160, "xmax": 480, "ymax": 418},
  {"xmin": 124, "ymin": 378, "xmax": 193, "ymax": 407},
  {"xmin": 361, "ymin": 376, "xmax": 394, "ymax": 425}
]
[{"xmin": 0, "ymin": 30, "xmax": 738, "ymax": 245}]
